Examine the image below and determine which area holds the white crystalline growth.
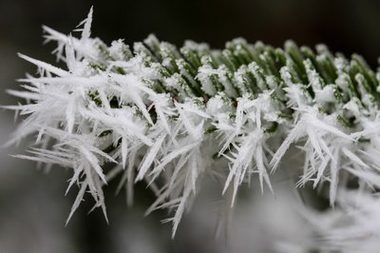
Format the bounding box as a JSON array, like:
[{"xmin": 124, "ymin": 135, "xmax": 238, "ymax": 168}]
[{"xmin": 6, "ymin": 8, "xmax": 380, "ymax": 239}]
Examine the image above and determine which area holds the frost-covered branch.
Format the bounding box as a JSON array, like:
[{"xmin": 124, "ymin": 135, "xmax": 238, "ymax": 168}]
[{"xmin": 6, "ymin": 8, "xmax": 380, "ymax": 238}]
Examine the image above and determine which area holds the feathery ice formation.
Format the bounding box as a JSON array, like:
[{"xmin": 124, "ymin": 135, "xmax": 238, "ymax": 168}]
[{"xmin": 6, "ymin": 9, "xmax": 380, "ymax": 236}]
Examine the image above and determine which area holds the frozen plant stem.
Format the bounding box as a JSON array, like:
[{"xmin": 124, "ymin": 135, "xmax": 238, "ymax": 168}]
[{"xmin": 5, "ymin": 8, "xmax": 380, "ymax": 238}]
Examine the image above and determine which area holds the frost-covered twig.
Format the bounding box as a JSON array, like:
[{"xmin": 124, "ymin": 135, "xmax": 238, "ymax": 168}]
[{"xmin": 6, "ymin": 8, "xmax": 380, "ymax": 237}]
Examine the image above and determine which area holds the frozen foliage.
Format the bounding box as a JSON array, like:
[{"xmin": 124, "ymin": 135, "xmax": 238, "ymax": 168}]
[
  {"xmin": 299, "ymin": 190, "xmax": 380, "ymax": 253},
  {"xmin": 6, "ymin": 8, "xmax": 380, "ymax": 240}
]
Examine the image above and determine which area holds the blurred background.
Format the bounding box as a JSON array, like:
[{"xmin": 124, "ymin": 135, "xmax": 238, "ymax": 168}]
[{"xmin": 0, "ymin": 0, "xmax": 380, "ymax": 252}]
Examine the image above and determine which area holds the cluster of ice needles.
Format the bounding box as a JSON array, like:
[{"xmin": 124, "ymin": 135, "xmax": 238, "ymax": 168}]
[{"xmin": 6, "ymin": 8, "xmax": 380, "ymax": 244}]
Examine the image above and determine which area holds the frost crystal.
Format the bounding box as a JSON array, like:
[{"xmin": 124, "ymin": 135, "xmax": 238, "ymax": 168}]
[{"xmin": 6, "ymin": 8, "xmax": 380, "ymax": 238}]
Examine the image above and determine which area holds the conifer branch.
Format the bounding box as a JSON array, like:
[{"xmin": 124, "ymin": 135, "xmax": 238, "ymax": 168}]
[{"xmin": 5, "ymin": 8, "xmax": 380, "ymax": 239}]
